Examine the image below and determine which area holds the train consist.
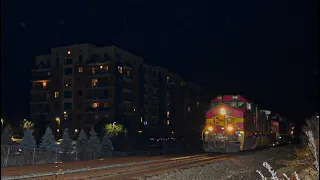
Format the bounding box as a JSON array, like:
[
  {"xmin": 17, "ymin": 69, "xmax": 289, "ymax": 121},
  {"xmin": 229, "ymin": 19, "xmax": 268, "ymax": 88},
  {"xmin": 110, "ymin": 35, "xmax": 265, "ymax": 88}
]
[{"xmin": 202, "ymin": 95, "xmax": 294, "ymax": 153}]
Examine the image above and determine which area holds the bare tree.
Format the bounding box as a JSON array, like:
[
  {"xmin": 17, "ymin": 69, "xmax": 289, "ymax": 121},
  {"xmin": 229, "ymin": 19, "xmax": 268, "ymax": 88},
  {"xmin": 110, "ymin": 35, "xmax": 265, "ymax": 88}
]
[{"xmin": 302, "ymin": 116, "xmax": 319, "ymax": 171}]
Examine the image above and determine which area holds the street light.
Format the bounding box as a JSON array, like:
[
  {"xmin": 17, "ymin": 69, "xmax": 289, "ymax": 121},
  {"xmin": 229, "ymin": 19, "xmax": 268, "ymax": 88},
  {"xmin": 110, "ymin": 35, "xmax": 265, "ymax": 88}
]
[{"xmin": 56, "ymin": 117, "xmax": 60, "ymax": 138}]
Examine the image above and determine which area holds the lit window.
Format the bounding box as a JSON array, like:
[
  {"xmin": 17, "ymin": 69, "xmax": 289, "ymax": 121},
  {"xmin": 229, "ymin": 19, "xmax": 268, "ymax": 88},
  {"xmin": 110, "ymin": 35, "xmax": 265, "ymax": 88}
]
[
  {"xmin": 103, "ymin": 102, "xmax": 108, "ymax": 108},
  {"xmin": 167, "ymin": 120, "xmax": 170, "ymax": 125},
  {"xmin": 100, "ymin": 65, "xmax": 103, "ymax": 69},
  {"xmin": 67, "ymin": 50, "xmax": 71, "ymax": 55},
  {"xmin": 126, "ymin": 71, "xmax": 130, "ymax": 77},
  {"xmin": 91, "ymin": 67, "xmax": 95, "ymax": 74},
  {"xmin": 197, "ymin": 102, "xmax": 199, "ymax": 108},
  {"xmin": 65, "ymin": 79, "xmax": 72, "ymax": 87},
  {"xmin": 118, "ymin": 66, "xmax": 123, "ymax": 74},
  {"xmin": 42, "ymin": 81, "xmax": 47, "ymax": 88},
  {"xmin": 140, "ymin": 117, "xmax": 143, "ymax": 122},
  {"xmin": 104, "ymin": 65, "xmax": 109, "ymax": 71},
  {"xmin": 54, "ymin": 92, "xmax": 59, "ymax": 98},
  {"xmin": 92, "ymin": 79, "xmax": 98, "ymax": 87},
  {"xmin": 78, "ymin": 67, "xmax": 83, "ymax": 72},
  {"xmin": 167, "ymin": 111, "xmax": 170, "ymax": 118},
  {"xmin": 188, "ymin": 107, "xmax": 191, "ymax": 112},
  {"xmin": 92, "ymin": 102, "xmax": 99, "ymax": 108}
]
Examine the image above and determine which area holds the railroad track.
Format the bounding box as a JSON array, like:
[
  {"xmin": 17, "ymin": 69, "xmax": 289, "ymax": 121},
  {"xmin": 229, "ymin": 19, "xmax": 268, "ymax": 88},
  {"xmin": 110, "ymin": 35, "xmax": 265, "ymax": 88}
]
[{"xmin": 64, "ymin": 154, "xmax": 229, "ymax": 180}]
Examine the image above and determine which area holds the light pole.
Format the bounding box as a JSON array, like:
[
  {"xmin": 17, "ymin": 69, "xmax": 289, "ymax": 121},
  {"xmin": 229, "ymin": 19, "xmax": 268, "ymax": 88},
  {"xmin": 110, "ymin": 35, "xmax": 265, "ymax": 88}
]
[{"xmin": 56, "ymin": 117, "xmax": 60, "ymax": 138}]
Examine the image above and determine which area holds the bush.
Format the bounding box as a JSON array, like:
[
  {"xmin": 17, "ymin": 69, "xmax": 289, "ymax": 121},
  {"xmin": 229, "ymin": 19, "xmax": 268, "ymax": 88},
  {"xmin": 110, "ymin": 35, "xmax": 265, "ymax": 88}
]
[
  {"xmin": 20, "ymin": 129, "xmax": 37, "ymax": 149},
  {"xmin": 39, "ymin": 127, "xmax": 57, "ymax": 150}
]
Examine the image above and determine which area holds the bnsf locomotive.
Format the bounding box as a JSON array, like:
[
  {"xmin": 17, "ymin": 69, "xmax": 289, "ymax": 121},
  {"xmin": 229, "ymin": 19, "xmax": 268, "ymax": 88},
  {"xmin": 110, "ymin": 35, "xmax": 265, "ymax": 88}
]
[{"xmin": 202, "ymin": 95, "xmax": 294, "ymax": 153}]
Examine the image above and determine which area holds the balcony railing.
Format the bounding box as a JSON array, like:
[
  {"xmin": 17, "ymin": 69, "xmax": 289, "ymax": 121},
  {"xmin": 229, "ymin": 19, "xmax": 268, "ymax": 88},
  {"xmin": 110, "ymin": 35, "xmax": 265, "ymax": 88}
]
[
  {"xmin": 86, "ymin": 96, "xmax": 109, "ymax": 100},
  {"xmin": 31, "ymin": 65, "xmax": 51, "ymax": 71},
  {"xmin": 87, "ymin": 58, "xmax": 110, "ymax": 65},
  {"xmin": 85, "ymin": 107, "xmax": 109, "ymax": 112},
  {"xmin": 31, "ymin": 75, "xmax": 51, "ymax": 81},
  {"xmin": 89, "ymin": 70, "xmax": 111, "ymax": 76}
]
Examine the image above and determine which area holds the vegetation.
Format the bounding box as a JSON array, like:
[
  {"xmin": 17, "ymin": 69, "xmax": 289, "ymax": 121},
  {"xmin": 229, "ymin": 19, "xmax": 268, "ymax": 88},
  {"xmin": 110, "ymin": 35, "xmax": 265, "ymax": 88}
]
[
  {"xmin": 1, "ymin": 127, "xmax": 12, "ymax": 145},
  {"xmin": 59, "ymin": 129, "xmax": 73, "ymax": 153},
  {"xmin": 86, "ymin": 127, "xmax": 101, "ymax": 153},
  {"xmin": 39, "ymin": 127, "xmax": 57, "ymax": 149},
  {"xmin": 20, "ymin": 128, "xmax": 37, "ymax": 148},
  {"xmin": 76, "ymin": 129, "xmax": 88, "ymax": 154},
  {"xmin": 21, "ymin": 120, "xmax": 35, "ymax": 133},
  {"xmin": 101, "ymin": 129, "xmax": 114, "ymax": 156},
  {"xmin": 275, "ymin": 115, "xmax": 319, "ymax": 179},
  {"xmin": 105, "ymin": 123, "xmax": 127, "ymax": 137}
]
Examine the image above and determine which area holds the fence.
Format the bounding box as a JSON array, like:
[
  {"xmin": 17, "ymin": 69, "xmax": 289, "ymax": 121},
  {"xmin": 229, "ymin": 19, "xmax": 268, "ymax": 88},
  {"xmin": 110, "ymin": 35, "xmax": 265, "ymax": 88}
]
[{"xmin": 1, "ymin": 145, "xmax": 161, "ymax": 167}]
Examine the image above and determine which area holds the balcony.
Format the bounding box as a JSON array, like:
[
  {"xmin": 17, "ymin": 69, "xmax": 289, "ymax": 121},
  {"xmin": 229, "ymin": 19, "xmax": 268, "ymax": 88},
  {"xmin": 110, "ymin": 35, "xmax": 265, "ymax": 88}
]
[
  {"xmin": 31, "ymin": 64, "xmax": 51, "ymax": 71},
  {"xmin": 31, "ymin": 75, "xmax": 51, "ymax": 81},
  {"xmin": 87, "ymin": 57, "xmax": 110, "ymax": 66},
  {"xmin": 122, "ymin": 76, "xmax": 133, "ymax": 82},
  {"xmin": 85, "ymin": 107, "xmax": 109, "ymax": 113},
  {"xmin": 89, "ymin": 70, "xmax": 111, "ymax": 77},
  {"xmin": 88, "ymin": 82, "xmax": 111, "ymax": 89}
]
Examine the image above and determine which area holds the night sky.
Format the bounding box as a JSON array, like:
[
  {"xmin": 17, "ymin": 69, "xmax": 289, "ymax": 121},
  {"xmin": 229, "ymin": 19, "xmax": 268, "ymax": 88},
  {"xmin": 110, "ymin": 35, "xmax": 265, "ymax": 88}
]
[{"xmin": 1, "ymin": 0, "xmax": 318, "ymax": 127}]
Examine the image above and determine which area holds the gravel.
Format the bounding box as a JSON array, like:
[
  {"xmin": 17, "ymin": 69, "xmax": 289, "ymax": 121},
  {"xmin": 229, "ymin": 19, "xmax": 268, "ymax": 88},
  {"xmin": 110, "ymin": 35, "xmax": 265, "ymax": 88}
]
[{"xmin": 140, "ymin": 145, "xmax": 296, "ymax": 180}]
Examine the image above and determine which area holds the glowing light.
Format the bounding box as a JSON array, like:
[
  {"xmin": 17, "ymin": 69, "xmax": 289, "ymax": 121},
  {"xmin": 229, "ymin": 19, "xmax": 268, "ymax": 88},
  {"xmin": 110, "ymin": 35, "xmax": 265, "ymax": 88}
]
[
  {"xmin": 138, "ymin": 130, "xmax": 142, "ymax": 133},
  {"xmin": 227, "ymin": 126, "xmax": 233, "ymax": 131},
  {"xmin": 220, "ymin": 108, "xmax": 226, "ymax": 115},
  {"xmin": 207, "ymin": 127, "xmax": 213, "ymax": 131},
  {"xmin": 42, "ymin": 81, "xmax": 47, "ymax": 88},
  {"xmin": 75, "ymin": 129, "xmax": 78, "ymax": 133},
  {"xmin": 205, "ymin": 131, "xmax": 209, "ymax": 134},
  {"xmin": 172, "ymin": 131, "xmax": 174, "ymax": 134}
]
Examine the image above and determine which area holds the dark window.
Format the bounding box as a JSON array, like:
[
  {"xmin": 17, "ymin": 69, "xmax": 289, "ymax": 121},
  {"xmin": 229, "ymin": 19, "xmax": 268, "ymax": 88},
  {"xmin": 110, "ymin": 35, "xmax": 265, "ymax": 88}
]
[
  {"xmin": 78, "ymin": 90, "xmax": 82, "ymax": 96},
  {"xmin": 64, "ymin": 68, "xmax": 73, "ymax": 75},
  {"xmin": 45, "ymin": 104, "xmax": 50, "ymax": 112},
  {"xmin": 40, "ymin": 61, "xmax": 44, "ymax": 68},
  {"xmin": 47, "ymin": 60, "xmax": 51, "ymax": 66},
  {"xmin": 79, "ymin": 55, "xmax": 83, "ymax": 63},
  {"xmin": 104, "ymin": 53, "xmax": 110, "ymax": 61},
  {"xmin": 104, "ymin": 90, "xmax": 108, "ymax": 97},
  {"xmin": 65, "ymin": 57, "xmax": 72, "ymax": 65},
  {"xmin": 55, "ymin": 103, "xmax": 58, "ymax": 109},
  {"xmin": 64, "ymin": 103, "xmax": 72, "ymax": 110},
  {"xmin": 55, "ymin": 58, "xmax": 59, "ymax": 67},
  {"xmin": 64, "ymin": 91, "xmax": 72, "ymax": 98}
]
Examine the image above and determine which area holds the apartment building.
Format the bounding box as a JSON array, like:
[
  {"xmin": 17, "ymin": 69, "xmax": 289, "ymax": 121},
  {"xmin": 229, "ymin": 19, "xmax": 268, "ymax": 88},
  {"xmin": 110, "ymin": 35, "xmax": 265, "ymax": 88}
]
[{"xmin": 30, "ymin": 43, "xmax": 204, "ymax": 143}]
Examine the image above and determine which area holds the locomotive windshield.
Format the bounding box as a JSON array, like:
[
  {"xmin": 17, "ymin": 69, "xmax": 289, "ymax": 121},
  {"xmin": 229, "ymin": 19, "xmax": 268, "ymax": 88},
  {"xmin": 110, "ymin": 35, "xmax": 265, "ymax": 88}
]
[
  {"xmin": 211, "ymin": 101, "xmax": 226, "ymax": 108},
  {"xmin": 228, "ymin": 101, "xmax": 246, "ymax": 108}
]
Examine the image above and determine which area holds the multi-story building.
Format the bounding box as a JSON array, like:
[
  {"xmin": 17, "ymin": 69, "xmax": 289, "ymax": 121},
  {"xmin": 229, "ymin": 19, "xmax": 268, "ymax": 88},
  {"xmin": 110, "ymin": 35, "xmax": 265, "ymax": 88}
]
[{"xmin": 30, "ymin": 43, "xmax": 205, "ymax": 148}]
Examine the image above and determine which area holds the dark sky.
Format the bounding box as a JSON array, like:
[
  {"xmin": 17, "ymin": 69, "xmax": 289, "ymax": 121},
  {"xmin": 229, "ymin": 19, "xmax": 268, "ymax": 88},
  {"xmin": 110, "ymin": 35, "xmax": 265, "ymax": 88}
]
[{"xmin": 1, "ymin": 0, "xmax": 318, "ymax": 126}]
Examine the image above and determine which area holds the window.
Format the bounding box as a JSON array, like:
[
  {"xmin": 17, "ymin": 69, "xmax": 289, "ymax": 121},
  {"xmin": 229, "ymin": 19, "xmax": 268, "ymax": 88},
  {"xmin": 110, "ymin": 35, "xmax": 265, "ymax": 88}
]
[
  {"xmin": 197, "ymin": 101, "xmax": 199, "ymax": 108},
  {"xmin": 103, "ymin": 90, "xmax": 108, "ymax": 97},
  {"xmin": 92, "ymin": 79, "xmax": 98, "ymax": 87},
  {"xmin": 91, "ymin": 67, "xmax": 95, "ymax": 74},
  {"xmin": 48, "ymin": 72, "xmax": 51, "ymax": 76},
  {"xmin": 64, "ymin": 91, "xmax": 72, "ymax": 98},
  {"xmin": 78, "ymin": 90, "xmax": 82, "ymax": 96},
  {"xmin": 104, "ymin": 65, "xmax": 109, "ymax": 71},
  {"xmin": 42, "ymin": 81, "xmax": 47, "ymax": 88},
  {"xmin": 100, "ymin": 65, "xmax": 103, "ymax": 70},
  {"xmin": 167, "ymin": 111, "xmax": 170, "ymax": 118},
  {"xmin": 65, "ymin": 79, "xmax": 72, "ymax": 87},
  {"xmin": 167, "ymin": 120, "xmax": 170, "ymax": 125},
  {"xmin": 92, "ymin": 102, "xmax": 99, "ymax": 108},
  {"xmin": 55, "ymin": 58, "xmax": 59, "ymax": 67},
  {"xmin": 64, "ymin": 103, "xmax": 72, "ymax": 110},
  {"xmin": 103, "ymin": 102, "xmax": 108, "ymax": 108},
  {"xmin": 140, "ymin": 116, "xmax": 143, "ymax": 123},
  {"xmin": 188, "ymin": 107, "xmax": 191, "ymax": 112},
  {"xmin": 118, "ymin": 66, "xmax": 123, "ymax": 74},
  {"xmin": 64, "ymin": 68, "xmax": 73, "ymax": 75},
  {"xmin": 78, "ymin": 67, "xmax": 83, "ymax": 72},
  {"xmin": 126, "ymin": 71, "xmax": 130, "ymax": 77},
  {"xmin": 67, "ymin": 50, "xmax": 71, "ymax": 55},
  {"xmin": 79, "ymin": 55, "xmax": 83, "ymax": 63}
]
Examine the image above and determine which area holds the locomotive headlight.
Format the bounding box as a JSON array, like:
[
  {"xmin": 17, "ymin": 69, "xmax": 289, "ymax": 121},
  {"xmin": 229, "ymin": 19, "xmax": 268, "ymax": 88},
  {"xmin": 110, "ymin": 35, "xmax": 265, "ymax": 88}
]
[
  {"xmin": 220, "ymin": 108, "xmax": 226, "ymax": 115},
  {"xmin": 207, "ymin": 126, "xmax": 213, "ymax": 131},
  {"xmin": 227, "ymin": 126, "xmax": 233, "ymax": 131}
]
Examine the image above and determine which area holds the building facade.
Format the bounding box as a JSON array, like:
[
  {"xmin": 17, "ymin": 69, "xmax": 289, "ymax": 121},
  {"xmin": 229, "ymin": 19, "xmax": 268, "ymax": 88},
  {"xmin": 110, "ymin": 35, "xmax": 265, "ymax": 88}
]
[{"xmin": 30, "ymin": 44, "xmax": 205, "ymax": 146}]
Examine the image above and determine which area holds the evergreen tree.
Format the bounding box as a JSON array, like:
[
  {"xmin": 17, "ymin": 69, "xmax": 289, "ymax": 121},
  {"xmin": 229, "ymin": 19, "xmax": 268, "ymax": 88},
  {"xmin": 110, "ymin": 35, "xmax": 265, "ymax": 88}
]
[
  {"xmin": 86, "ymin": 127, "xmax": 101, "ymax": 153},
  {"xmin": 60, "ymin": 129, "xmax": 73, "ymax": 153},
  {"xmin": 101, "ymin": 130, "xmax": 114, "ymax": 153},
  {"xmin": 20, "ymin": 128, "xmax": 37, "ymax": 148},
  {"xmin": 1, "ymin": 127, "xmax": 12, "ymax": 145},
  {"xmin": 76, "ymin": 129, "xmax": 88, "ymax": 153},
  {"xmin": 39, "ymin": 127, "xmax": 57, "ymax": 149}
]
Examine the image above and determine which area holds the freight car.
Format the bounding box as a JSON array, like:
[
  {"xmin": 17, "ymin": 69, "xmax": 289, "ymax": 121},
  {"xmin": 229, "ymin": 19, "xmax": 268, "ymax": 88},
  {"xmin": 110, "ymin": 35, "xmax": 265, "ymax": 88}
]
[{"xmin": 202, "ymin": 95, "xmax": 294, "ymax": 153}]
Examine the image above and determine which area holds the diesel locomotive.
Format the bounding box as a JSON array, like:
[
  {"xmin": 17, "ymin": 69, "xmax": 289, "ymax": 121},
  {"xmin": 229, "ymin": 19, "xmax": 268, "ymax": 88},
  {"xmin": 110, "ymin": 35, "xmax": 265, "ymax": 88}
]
[{"xmin": 202, "ymin": 95, "xmax": 294, "ymax": 153}]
